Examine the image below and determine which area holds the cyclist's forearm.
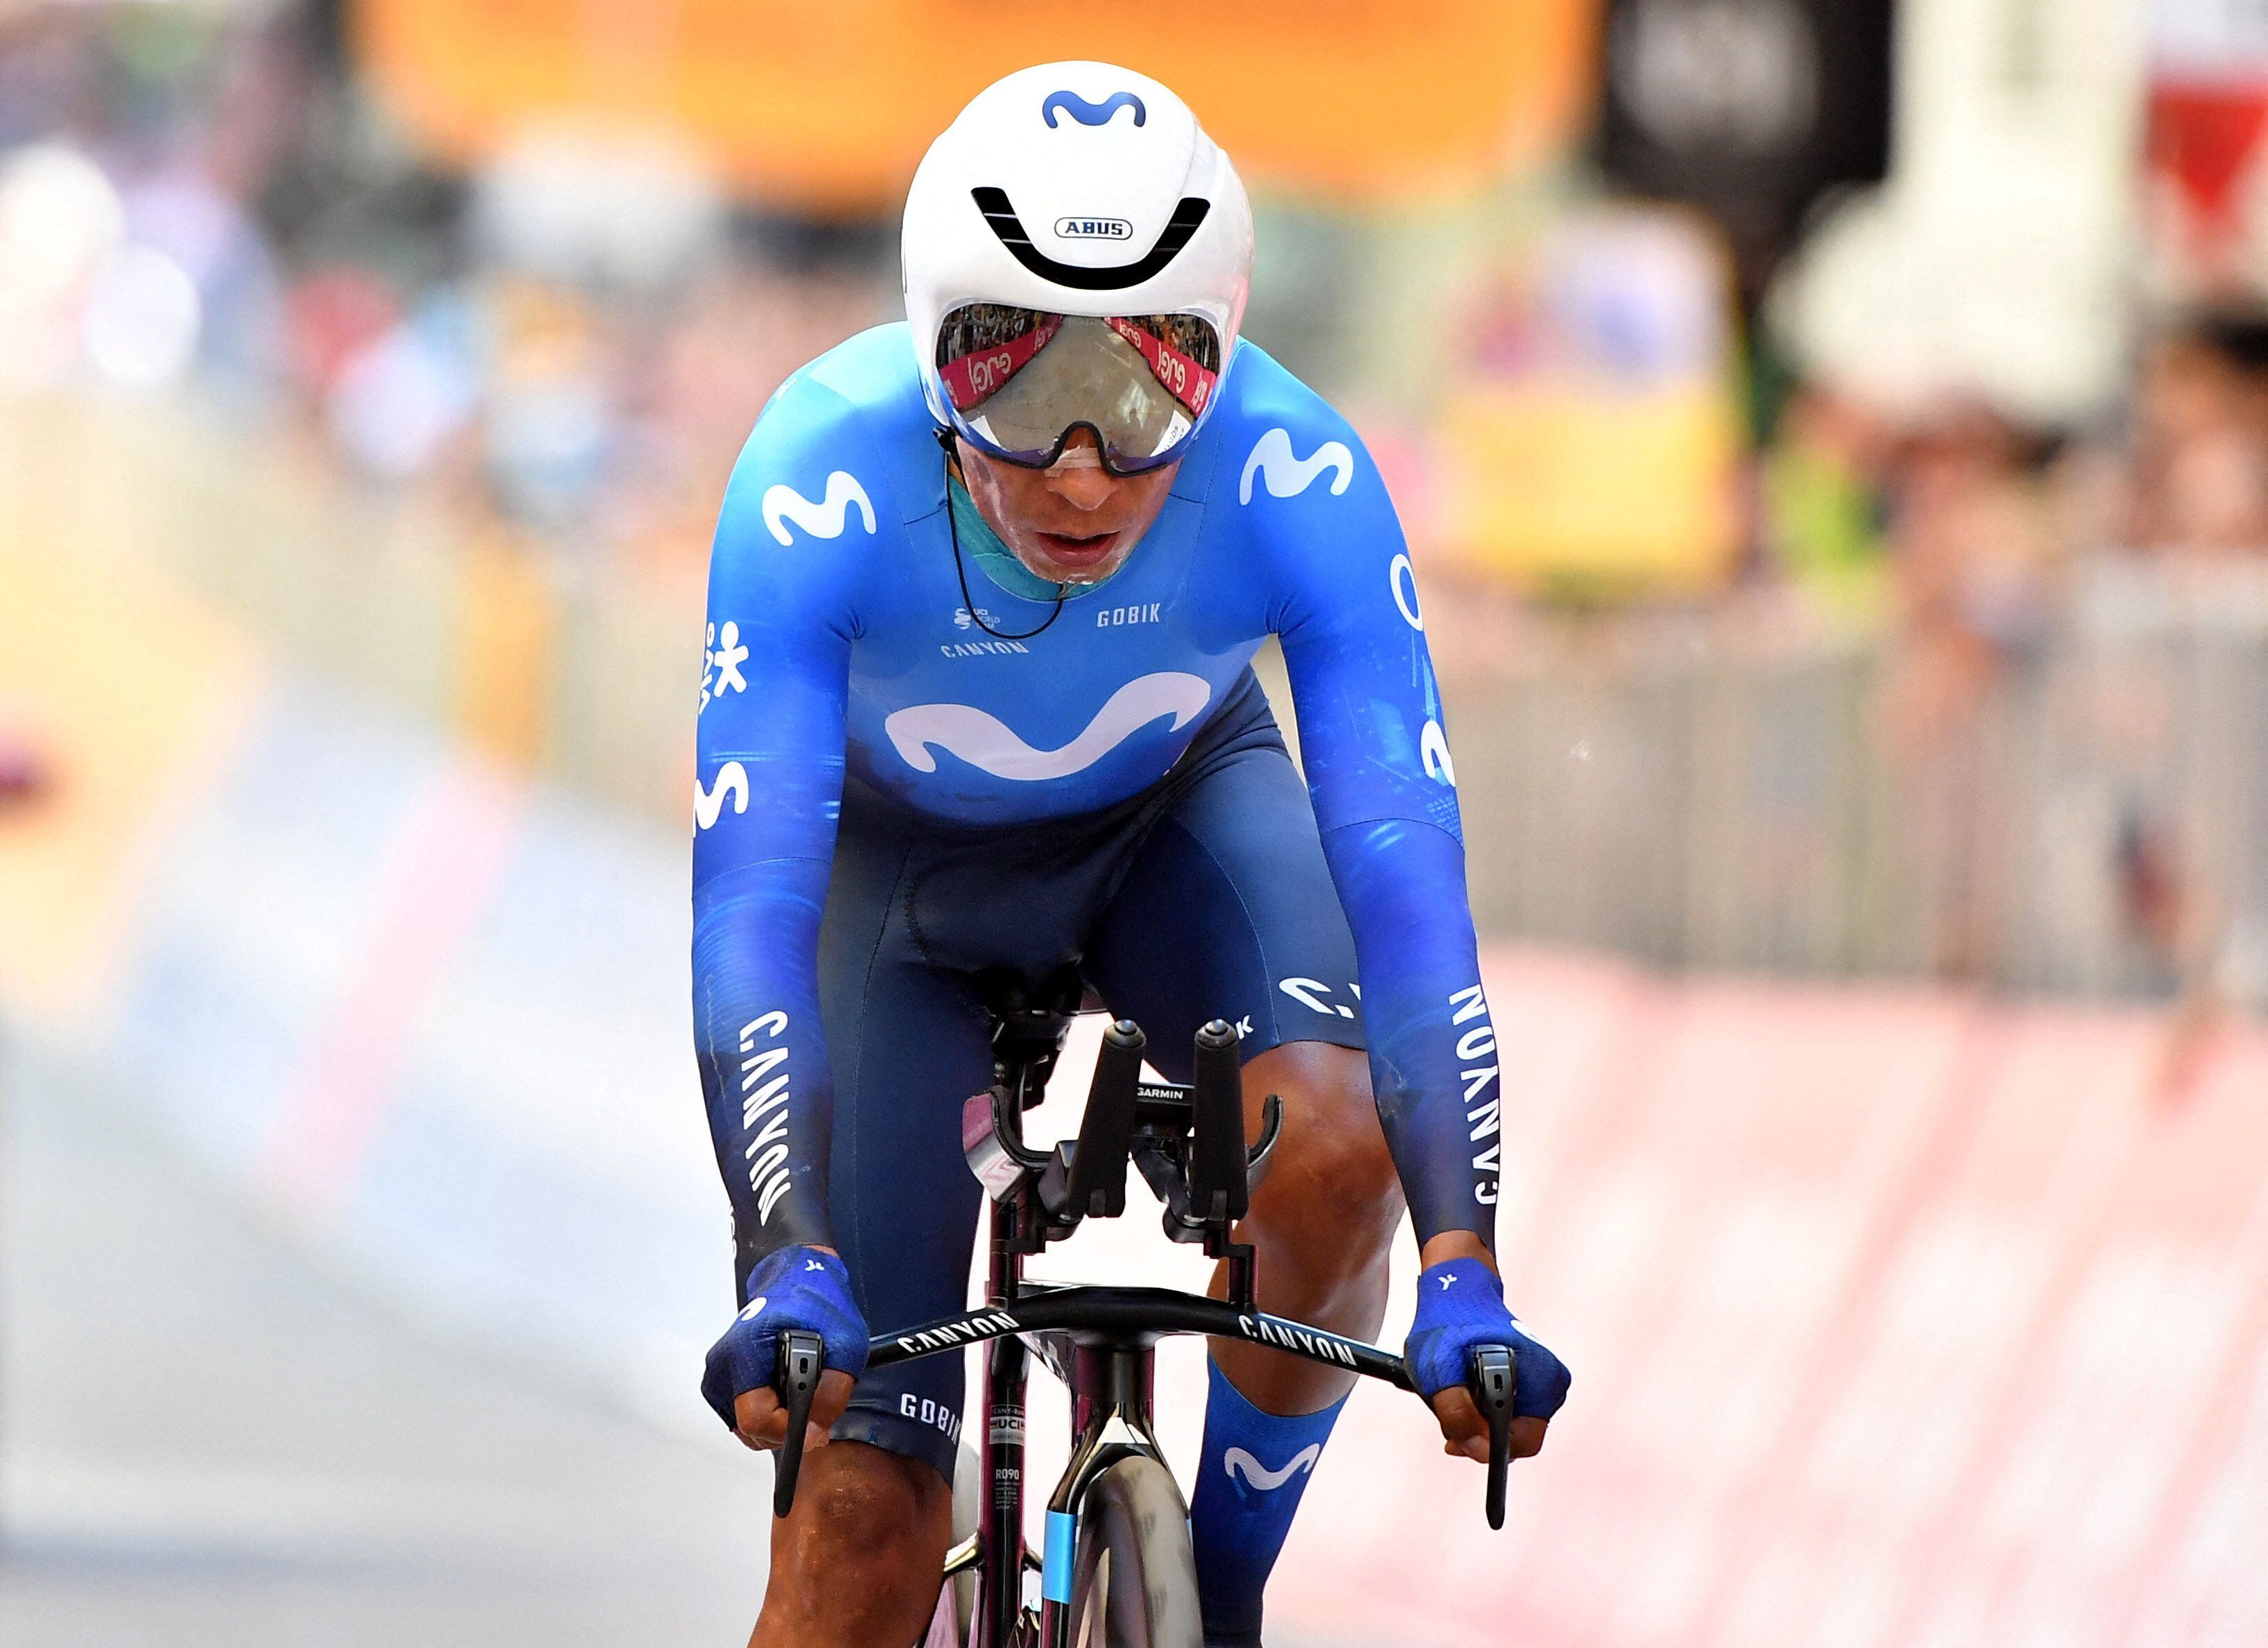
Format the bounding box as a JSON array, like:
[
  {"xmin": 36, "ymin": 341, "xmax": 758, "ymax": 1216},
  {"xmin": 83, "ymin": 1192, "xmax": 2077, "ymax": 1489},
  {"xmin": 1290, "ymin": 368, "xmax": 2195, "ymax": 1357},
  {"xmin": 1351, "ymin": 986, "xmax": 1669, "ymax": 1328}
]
[
  {"xmin": 694, "ymin": 856, "xmax": 840, "ymax": 1285},
  {"xmin": 1319, "ymin": 817, "xmax": 1502, "ymax": 1250}
]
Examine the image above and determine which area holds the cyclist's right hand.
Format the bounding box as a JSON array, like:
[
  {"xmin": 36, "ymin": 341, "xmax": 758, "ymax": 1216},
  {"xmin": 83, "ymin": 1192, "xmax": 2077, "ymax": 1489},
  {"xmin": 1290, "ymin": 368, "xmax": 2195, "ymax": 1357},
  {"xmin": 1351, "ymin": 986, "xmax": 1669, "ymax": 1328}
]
[
  {"xmin": 1406, "ymin": 1255, "xmax": 1569, "ymax": 1465},
  {"xmin": 701, "ymin": 1245, "xmax": 866, "ymax": 1453}
]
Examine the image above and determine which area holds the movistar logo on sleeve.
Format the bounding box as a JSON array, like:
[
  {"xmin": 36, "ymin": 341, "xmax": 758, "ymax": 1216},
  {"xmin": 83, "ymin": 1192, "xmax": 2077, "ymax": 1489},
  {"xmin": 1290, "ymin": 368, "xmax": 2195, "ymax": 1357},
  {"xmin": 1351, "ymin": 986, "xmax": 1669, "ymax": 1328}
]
[{"xmin": 694, "ymin": 762, "xmax": 749, "ymax": 829}]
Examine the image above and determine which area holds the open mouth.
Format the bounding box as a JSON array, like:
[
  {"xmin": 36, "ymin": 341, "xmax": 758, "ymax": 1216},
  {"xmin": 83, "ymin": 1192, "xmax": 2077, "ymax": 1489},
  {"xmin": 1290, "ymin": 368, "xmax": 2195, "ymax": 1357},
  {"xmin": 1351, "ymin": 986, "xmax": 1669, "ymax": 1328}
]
[{"xmin": 1033, "ymin": 529, "xmax": 1120, "ymax": 567}]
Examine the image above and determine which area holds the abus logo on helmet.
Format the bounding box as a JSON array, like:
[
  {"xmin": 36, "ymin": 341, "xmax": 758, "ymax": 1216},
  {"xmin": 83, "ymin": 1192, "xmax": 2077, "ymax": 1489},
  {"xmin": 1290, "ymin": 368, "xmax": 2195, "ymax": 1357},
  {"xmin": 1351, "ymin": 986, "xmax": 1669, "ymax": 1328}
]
[{"xmin": 1055, "ymin": 216, "xmax": 1133, "ymax": 241}]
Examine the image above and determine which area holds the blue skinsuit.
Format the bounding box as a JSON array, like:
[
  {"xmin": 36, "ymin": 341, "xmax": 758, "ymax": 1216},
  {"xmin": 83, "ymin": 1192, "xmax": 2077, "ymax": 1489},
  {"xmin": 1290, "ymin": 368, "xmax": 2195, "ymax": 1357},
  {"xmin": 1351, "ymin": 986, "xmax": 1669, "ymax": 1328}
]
[{"xmin": 692, "ymin": 323, "xmax": 1503, "ymax": 1468}]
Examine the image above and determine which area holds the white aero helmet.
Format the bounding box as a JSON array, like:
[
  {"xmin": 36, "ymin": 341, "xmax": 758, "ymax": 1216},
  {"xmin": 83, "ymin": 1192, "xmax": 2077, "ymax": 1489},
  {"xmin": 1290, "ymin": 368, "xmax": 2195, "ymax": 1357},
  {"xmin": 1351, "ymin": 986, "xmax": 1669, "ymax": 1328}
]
[{"xmin": 902, "ymin": 61, "xmax": 1255, "ymax": 474}]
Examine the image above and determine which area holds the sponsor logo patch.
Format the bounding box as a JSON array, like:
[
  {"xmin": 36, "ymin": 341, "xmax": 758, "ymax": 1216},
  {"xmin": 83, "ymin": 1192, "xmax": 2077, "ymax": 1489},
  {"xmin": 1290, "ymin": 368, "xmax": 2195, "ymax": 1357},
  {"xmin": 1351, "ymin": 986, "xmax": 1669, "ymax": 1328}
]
[
  {"xmin": 1240, "ymin": 427, "xmax": 1355, "ymax": 505},
  {"xmin": 762, "ymin": 471, "xmax": 875, "ymax": 545},
  {"xmin": 884, "ymin": 672, "xmax": 1210, "ymax": 782},
  {"xmin": 1224, "ymin": 1444, "xmax": 1323, "ymax": 1492},
  {"xmin": 1055, "ymin": 216, "xmax": 1134, "ymax": 241},
  {"xmin": 1042, "ymin": 90, "xmax": 1147, "ymax": 128}
]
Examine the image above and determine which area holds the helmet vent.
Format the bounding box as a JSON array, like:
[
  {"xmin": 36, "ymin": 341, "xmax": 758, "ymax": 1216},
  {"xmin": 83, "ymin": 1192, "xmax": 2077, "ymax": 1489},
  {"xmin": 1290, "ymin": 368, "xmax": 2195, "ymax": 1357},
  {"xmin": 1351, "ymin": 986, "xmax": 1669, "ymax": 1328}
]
[{"xmin": 970, "ymin": 187, "xmax": 1212, "ymax": 293}]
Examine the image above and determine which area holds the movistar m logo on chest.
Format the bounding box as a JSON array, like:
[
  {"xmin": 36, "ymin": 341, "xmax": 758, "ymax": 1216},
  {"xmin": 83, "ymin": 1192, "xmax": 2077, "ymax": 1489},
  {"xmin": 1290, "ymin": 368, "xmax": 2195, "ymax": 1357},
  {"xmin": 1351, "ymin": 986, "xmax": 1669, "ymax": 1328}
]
[{"xmin": 884, "ymin": 672, "xmax": 1210, "ymax": 781}]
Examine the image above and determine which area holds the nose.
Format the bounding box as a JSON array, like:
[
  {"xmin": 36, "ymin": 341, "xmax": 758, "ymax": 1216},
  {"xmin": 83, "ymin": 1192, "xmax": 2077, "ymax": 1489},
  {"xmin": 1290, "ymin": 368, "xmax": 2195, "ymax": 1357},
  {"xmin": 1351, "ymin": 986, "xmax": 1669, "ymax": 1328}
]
[{"xmin": 1046, "ymin": 433, "xmax": 1117, "ymax": 511}]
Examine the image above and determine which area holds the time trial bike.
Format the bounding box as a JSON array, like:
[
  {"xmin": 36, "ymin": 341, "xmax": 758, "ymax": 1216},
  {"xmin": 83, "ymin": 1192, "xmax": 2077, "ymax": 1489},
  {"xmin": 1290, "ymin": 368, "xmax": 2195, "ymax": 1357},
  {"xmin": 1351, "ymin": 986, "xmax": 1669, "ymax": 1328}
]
[{"xmin": 768, "ymin": 970, "xmax": 1519, "ymax": 1647}]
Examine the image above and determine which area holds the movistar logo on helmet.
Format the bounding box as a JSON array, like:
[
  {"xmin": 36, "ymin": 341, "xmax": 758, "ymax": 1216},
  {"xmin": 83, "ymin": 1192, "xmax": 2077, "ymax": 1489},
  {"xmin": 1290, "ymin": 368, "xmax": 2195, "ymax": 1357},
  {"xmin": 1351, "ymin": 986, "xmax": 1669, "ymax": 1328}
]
[
  {"xmin": 1055, "ymin": 217, "xmax": 1133, "ymax": 241},
  {"xmin": 1042, "ymin": 90, "xmax": 1146, "ymax": 128}
]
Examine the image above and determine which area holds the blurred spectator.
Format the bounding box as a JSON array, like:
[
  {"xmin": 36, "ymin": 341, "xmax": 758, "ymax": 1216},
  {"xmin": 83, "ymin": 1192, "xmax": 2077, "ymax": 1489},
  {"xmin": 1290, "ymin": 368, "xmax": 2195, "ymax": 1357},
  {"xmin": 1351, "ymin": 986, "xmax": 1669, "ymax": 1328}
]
[
  {"xmin": 2122, "ymin": 312, "xmax": 2268, "ymax": 555},
  {"xmin": 1869, "ymin": 401, "xmax": 2059, "ymax": 980},
  {"xmin": 0, "ymin": 722, "xmax": 50, "ymax": 813},
  {"xmin": 1877, "ymin": 403, "xmax": 2057, "ymax": 748},
  {"xmin": 1761, "ymin": 383, "xmax": 1892, "ymax": 623},
  {"xmin": 324, "ymin": 284, "xmax": 481, "ymax": 481}
]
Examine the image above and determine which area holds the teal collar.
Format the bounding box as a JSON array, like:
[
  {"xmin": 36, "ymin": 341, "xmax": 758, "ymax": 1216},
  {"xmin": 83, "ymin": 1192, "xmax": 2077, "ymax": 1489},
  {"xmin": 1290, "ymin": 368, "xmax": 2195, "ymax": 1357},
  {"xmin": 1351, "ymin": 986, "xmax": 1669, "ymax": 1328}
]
[{"xmin": 948, "ymin": 477, "xmax": 1124, "ymax": 604}]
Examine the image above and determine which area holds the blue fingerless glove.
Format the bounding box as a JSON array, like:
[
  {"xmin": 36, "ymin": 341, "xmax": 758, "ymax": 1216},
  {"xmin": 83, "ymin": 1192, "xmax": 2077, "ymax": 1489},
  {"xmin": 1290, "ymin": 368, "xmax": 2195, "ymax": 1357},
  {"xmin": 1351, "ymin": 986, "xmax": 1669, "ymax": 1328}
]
[
  {"xmin": 1404, "ymin": 1258, "xmax": 1571, "ymax": 1420},
  {"xmin": 700, "ymin": 1245, "xmax": 869, "ymax": 1432}
]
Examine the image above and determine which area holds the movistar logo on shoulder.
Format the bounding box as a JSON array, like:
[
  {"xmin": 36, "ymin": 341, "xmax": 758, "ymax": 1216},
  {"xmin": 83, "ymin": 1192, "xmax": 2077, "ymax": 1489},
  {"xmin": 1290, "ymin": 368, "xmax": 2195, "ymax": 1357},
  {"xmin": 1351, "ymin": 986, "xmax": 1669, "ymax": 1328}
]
[{"xmin": 1055, "ymin": 216, "xmax": 1133, "ymax": 241}]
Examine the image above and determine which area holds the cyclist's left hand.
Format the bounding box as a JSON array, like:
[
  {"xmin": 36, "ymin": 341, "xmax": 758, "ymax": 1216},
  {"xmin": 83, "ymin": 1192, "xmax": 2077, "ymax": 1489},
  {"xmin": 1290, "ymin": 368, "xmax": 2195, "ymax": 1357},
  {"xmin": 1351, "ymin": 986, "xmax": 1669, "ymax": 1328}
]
[{"xmin": 1404, "ymin": 1255, "xmax": 1570, "ymax": 1464}]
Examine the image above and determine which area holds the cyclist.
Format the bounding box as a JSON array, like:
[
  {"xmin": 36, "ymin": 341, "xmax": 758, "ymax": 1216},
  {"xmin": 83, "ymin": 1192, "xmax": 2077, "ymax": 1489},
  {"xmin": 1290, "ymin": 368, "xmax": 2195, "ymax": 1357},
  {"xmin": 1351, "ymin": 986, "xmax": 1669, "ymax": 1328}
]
[{"xmin": 695, "ymin": 62, "xmax": 1571, "ymax": 1647}]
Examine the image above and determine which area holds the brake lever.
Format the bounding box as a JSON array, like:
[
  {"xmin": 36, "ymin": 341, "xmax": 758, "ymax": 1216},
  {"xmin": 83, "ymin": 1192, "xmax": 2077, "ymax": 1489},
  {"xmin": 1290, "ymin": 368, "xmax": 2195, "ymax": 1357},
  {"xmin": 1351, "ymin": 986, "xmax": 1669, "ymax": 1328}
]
[
  {"xmin": 771, "ymin": 1328, "xmax": 825, "ymax": 1518},
  {"xmin": 1469, "ymin": 1344, "xmax": 1515, "ymax": 1531}
]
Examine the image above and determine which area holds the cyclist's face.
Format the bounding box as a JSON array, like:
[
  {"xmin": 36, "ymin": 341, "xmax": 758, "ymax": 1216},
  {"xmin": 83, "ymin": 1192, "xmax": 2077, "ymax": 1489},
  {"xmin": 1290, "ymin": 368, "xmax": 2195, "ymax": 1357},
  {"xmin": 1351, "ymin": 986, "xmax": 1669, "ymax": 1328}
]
[{"xmin": 956, "ymin": 429, "xmax": 1178, "ymax": 586}]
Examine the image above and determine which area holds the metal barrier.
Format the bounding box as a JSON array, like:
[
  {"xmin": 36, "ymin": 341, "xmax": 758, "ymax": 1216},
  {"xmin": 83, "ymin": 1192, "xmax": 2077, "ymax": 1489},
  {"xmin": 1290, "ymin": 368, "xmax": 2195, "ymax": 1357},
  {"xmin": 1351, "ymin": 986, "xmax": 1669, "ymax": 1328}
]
[
  {"xmin": 1445, "ymin": 569, "xmax": 2268, "ymax": 1001},
  {"xmin": 35, "ymin": 399, "xmax": 2268, "ymax": 1005}
]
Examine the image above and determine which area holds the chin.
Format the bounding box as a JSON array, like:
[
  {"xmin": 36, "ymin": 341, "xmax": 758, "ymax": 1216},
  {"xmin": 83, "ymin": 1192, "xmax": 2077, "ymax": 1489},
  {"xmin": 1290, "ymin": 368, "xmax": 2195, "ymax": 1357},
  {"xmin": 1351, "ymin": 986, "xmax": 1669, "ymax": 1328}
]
[{"xmin": 1052, "ymin": 550, "xmax": 1136, "ymax": 585}]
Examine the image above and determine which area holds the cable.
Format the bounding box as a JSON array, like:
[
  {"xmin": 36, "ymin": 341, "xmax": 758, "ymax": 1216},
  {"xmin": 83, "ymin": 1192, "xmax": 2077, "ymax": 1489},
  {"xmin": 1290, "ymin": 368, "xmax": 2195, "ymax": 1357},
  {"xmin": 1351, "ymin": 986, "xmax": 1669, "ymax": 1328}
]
[{"xmin": 936, "ymin": 426, "xmax": 1067, "ymax": 643}]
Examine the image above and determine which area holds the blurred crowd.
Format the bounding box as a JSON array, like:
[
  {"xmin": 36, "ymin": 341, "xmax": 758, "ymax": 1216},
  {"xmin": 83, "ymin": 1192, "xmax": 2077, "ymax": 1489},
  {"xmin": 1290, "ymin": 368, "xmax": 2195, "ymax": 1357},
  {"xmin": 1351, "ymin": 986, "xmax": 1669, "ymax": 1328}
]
[
  {"xmin": 0, "ymin": 3, "xmax": 895, "ymax": 585},
  {"xmin": 12, "ymin": 7, "xmax": 2268, "ymax": 616},
  {"xmin": 7, "ymin": 1, "xmax": 2267, "ymax": 1009}
]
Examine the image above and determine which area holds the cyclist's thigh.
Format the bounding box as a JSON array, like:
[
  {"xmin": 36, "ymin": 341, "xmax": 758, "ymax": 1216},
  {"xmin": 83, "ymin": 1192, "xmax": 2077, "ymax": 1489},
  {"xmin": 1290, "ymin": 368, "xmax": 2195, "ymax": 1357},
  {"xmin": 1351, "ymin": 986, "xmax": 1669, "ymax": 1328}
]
[
  {"xmin": 816, "ymin": 799, "xmax": 992, "ymax": 1486},
  {"xmin": 1084, "ymin": 720, "xmax": 1366, "ymax": 1083}
]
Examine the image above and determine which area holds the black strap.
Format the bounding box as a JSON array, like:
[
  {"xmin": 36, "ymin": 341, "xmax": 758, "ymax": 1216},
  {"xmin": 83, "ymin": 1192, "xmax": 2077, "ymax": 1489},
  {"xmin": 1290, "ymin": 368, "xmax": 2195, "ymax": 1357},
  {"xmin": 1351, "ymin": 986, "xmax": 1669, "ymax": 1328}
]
[{"xmin": 937, "ymin": 428, "xmax": 1067, "ymax": 643}]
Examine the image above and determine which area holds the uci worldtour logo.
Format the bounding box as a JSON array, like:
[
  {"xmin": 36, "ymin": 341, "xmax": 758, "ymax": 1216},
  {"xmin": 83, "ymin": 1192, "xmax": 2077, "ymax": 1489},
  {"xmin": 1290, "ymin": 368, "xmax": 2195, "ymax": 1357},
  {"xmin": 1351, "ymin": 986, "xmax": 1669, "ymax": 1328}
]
[
  {"xmin": 1280, "ymin": 977, "xmax": 1359, "ymax": 1021},
  {"xmin": 1042, "ymin": 90, "xmax": 1146, "ymax": 128},
  {"xmin": 1055, "ymin": 216, "xmax": 1133, "ymax": 241},
  {"xmin": 945, "ymin": 607, "xmax": 1030, "ymax": 659}
]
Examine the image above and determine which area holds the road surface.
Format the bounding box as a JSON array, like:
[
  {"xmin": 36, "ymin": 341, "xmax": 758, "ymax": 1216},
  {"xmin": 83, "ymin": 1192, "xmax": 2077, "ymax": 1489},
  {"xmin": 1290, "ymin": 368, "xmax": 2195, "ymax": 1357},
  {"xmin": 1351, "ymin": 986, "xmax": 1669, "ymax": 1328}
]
[{"xmin": 0, "ymin": 1043, "xmax": 771, "ymax": 1646}]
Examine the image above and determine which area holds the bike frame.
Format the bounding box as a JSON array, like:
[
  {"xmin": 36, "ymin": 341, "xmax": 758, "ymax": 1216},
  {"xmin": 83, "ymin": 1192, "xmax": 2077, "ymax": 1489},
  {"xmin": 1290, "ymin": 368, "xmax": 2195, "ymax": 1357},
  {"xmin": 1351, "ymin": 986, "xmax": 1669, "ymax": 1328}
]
[
  {"xmin": 768, "ymin": 991, "xmax": 1515, "ymax": 1648},
  {"xmin": 870, "ymin": 1235, "xmax": 1415, "ymax": 1645},
  {"xmin": 864, "ymin": 1011, "xmax": 1413, "ymax": 1648}
]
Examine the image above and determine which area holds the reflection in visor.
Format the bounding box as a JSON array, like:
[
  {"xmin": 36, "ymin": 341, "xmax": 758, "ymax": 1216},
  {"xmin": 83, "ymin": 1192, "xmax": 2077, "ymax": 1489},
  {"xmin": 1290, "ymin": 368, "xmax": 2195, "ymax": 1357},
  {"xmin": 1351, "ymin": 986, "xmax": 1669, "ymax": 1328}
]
[
  {"xmin": 937, "ymin": 311, "xmax": 1065, "ymax": 411},
  {"xmin": 935, "ymin": 304, "xmax": 1223, "ymax": 471}
]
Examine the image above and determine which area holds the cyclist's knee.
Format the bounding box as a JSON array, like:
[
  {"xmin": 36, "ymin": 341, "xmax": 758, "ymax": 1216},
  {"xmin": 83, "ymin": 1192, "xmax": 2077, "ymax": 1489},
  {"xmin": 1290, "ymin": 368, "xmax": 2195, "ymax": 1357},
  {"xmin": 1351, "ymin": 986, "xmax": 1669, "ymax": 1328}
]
[
  {"xmin": 1246, "ymin": 1043, "xmax": 1402, "ymax": 1235},
  {"xmin": 767, "ymin": 1442, "xmax": 950, "ymax": 1637}
]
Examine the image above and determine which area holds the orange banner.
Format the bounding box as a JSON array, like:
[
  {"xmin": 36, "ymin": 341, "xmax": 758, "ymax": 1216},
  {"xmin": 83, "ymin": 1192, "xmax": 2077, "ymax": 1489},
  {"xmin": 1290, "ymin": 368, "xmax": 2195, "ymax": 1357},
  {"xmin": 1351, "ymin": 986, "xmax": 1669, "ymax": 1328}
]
[{"xmin": 354, "ymin": 0, "xmax": 1599, "ymax": 211}]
